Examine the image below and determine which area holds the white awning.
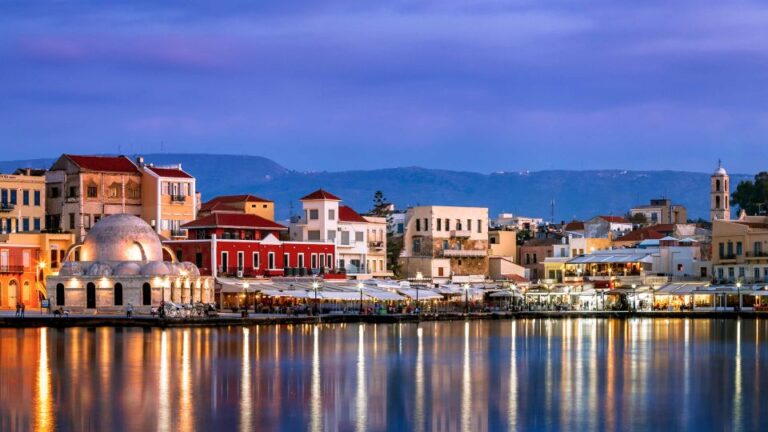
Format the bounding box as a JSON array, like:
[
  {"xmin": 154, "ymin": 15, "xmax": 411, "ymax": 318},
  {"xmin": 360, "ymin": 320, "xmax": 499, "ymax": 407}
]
[
  {"xmin": 363, "ymin": 289, "xmax": 406, "ymax": 301},
  {"xmin": 568, "ymin": 253, "xmax": 653, "ymax": 264},
  {"xmin": 397, "ymin": 288, "xmax": 444, "ymax": 300},
  {"xmin": 489, "ymin": 290, "xmax": 522, "ymax": 298}
]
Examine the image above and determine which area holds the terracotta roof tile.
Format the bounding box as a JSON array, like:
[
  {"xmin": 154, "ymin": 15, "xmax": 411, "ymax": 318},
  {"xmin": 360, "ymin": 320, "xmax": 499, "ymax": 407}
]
[
  {"xmin": 339, "ymin": 205, "xmax": 368, "ymax": 223},
  {"xmin": 301, "ymin": 189, "xmax": 342, "ymax": 201},
  {"xmin": 182, "ymin": 213, "xmax": 287, "ymax": 230},
  {"xmin": 598, "ymin": 215, "xmax": 630, "ymax": 223},
  {"xmin": 146, "ymin": 166, "xmax": 193, "ymax": 179},
  {"xmin": 65, "ymin": 155, "xmax": 139, "ymax": 173}
]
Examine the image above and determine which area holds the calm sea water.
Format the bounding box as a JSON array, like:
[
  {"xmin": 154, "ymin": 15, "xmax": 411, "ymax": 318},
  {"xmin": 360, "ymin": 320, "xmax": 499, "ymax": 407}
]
[{"xmin": 0, "ymin": 319, "xmax": 765, "ymax": 431}]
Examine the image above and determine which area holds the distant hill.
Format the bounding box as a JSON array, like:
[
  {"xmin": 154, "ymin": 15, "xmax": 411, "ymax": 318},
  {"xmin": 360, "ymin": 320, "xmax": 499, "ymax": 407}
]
[{"xmin": 0, "ymin": 154, "xmax": 751, "ymax": 221}]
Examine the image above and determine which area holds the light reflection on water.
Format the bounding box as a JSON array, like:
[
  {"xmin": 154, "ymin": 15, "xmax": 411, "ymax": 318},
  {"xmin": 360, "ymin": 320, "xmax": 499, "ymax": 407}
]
[{"xmin": 1, "ymin": 319, "xmax": 768, "ymax": 431}]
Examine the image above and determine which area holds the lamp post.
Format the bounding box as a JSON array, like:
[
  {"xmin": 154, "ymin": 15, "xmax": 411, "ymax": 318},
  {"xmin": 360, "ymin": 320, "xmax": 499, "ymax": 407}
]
[
  {"xmin": 631, "ymin": 284, "xmax": 637, "ymax": 312},
  {"xmin": 37, "ymin": 260, "xmax": 46, "ymax": 315},
  {"xmin": 357, "ymin": 282, "xmax": 364, "ymax": 315},
  {"xmin": 312, "ymin": 281, "xmax": 319, "ymax": 316},
  {"xmin": 463, "ymin": 283, "xmax": 470, "ymax": 314},
  {"xmin": 736, "ymin": 281, "xmax": 742, "ymax": 312},
  {"xmin": 242, "ymin": 282, "xmax": 249, "ymax": 317}
]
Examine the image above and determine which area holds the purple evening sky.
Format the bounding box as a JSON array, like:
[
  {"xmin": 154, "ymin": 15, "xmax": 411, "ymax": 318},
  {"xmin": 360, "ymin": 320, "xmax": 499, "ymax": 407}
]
[{"xmin": 1, "ymin": 0, "xmax": 767, "ymax": 172}]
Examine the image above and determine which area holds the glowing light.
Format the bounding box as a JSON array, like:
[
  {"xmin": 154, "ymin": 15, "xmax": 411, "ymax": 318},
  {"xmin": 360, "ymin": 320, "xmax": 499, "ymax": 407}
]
[
  {"xmin": 34, "ymin": 328, "xmax": 54, "ymax": 432},
  {"xmin": 355, "ymin": 325, "xmax": 367, "ymax": 432},
  {"xmin": 240, "ymin": 328, "xmax": 252, "ymax": 432},
  {"xmin": 38, "ymin": 261, "xmax": 46, "ymax": 270}
]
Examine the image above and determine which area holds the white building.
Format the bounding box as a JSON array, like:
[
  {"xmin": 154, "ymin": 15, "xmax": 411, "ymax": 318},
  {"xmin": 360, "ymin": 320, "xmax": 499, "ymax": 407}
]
[{"xmin": 493, "ymin": 213, "xmax": 543, "ymax": 231}]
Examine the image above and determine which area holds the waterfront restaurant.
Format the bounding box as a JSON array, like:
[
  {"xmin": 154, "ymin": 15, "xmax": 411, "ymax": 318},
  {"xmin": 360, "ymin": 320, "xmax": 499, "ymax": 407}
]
[{"xmin": 47, "ymin": 214, "xmax": 214, "ymax": 312}]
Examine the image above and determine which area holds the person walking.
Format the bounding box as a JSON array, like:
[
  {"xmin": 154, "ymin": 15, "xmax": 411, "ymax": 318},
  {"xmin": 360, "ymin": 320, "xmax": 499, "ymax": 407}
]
[
  {"xmin": 15, "ymin": 303, "xmax": 20, "ymax": 318},
  {"xmin": 126, "ymin": 303, "xmax": 133, "ymax": 318},
  {"xmin": 20, "ymin": 302, "xmax": 25, "ymax": 318}
]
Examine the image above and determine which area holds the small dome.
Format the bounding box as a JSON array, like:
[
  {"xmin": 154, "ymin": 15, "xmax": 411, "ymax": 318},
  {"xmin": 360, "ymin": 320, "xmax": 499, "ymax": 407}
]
[
  {"xmin": 59, "ymin": 262, "xmax": 84, "ymax": 276},
  {"xmin": 114, "ymin": 262, "xmax": 142, "ymax": 276},
  {"xmin": 166, "ymin": 262, "xmax": 184, "ymax": 276},
  {"xmin": 87, "ymin": 262, "xmax": 113, "ymax": 277},
  {"xmin": 141, "ymin": 261, "xmax": 169, "ymax": 276},
  {"xmin": 714, "ymin": 163, "xmax": 727, "ymax": 176},
  {"xmin": 179, "ymin": 262, "xmax": 201, "ymax": 276},
  {"xmin": 80, "ymin": 214, "xmax": 163, "ymax": 263}
]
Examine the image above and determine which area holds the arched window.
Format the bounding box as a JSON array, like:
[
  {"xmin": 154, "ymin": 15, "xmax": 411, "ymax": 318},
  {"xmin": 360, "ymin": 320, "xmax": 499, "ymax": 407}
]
[
  {"xmin": 114, "ymin": 283, "xmax": 123, "ymax": 306},
  {"xmin": 56, "ymin": 283, "xmax": 65, "ymax": 306},
  {"xmin": 142, "ymin": 283, "xmax": 151, "ymax": 305},
  {"xmin": 716, "ymin": 179, "xmax": 721, "ymax": 192},
  {"xmin": 716, "ymin": 196, "xmax": 721, "ymax": 209},
  {"xmin": 86, "ymin": 282, "xmax": 96, "ymax": 309},
  {"xmin": 23, "ymin": 281, "xmax": 31, "ymax": 302},
  {"xmin": 726, "ymin": 196, "xmax": 729, "ymax": 209}
]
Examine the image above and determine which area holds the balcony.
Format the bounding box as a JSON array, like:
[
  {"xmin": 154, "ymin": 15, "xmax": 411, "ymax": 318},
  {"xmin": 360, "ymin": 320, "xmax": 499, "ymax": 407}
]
[
  {"xmin": 0, "ymin": 265, "xmax": 24, "ymax": 274},
  {"xmin": 170, "ymin": 229, "xmax": 187, "ymax": 238},
  {"xmin": 368, "ymin": 241, "xmax": 385, "ymax": 250},
  {"xmin": 719, "ymin": 253, "xmax": 737, "ymax": 262},
  {"xmin": 0, "ymin": 203, "xmax": 14, "ymax": 212},
  {"xmin": 450, "ymin": 229, "xmax": 472, "ymax": 238},
  {"xmin": 441, "ymin": 249, "xmax": 487, "ymax": 258},
  {"xmin": 746, "ymin": 251, "xmax": 768, "ymax": 259},
  {"xmin": 65, "ymin": 194, "xmax": 80, "ymax": 203},
  {"xmin": 170, "ymin": 194, "xmax": 186, "ymax": 203}
]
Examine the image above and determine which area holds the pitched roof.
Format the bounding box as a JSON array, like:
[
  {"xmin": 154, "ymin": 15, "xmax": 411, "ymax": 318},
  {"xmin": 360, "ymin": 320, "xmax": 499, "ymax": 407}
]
[
  {"xmin": 597, "ymin": 215, "xmax": 630, "ymax": 223},
  {"xmin": 181, "ymin": 213, "xmax": 287, "ymax": 230},
  {"xmin": 146, "ymin": 166, "xmax": 193, "ymax": 179},
  {"xmin": 64, "ymin": 155, "xmax": 140, "ymax": 173},
  {"xmin": 564, "ymin": 220, "xmax": 584, "ymax": 231},
  {"xmin": 199, "ymin": 201, "xmax": 240, "ymax": 213},
  {"xmin": 615, "ymin": 229, "xmax": 666, "ymax": 243},
  {"xmin": 200, "ymin": 194, "xmax": 273, "ymax": 212},
  {"xmin": 339, "ymin": 205, "xmax": 368, "ymax": 223},
  {"xmin": 301, "ymin": 189, "xmax": 342, "ymax": 201}
]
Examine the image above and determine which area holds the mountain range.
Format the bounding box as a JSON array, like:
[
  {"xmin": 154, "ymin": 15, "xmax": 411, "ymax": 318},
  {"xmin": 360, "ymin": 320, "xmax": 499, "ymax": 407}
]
[{"xmin": 0, "ymin": 154, "xmax": 751, "ymax": 222}]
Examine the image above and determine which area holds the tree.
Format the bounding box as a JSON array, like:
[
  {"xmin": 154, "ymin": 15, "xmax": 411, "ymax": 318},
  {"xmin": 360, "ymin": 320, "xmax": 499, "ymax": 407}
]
[
  {"xmin": 370, "ymin": 190, "xmax": 390, "ymax": 217},
  {"xmin": 627, "ymin": 212, "xmax": 648, "ymax": 226},
  {"xmin": 732, "ymin": 172, "xmax": 768, "ymax": 215}
]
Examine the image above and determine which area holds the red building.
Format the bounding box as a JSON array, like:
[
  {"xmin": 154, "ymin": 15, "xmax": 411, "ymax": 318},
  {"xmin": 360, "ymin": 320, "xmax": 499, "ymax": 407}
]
[
  {"xmin": 0, "ymin": 244, "xmax": 43, "ymax": 309},
  {"xmin": 164, "ymin": 211, "xmax": 336, "ymax": 279}
]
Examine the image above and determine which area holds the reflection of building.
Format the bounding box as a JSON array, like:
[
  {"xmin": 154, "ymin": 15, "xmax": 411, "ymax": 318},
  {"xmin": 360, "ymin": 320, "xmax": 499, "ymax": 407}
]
[
  {"xmin": 399, "ymin": 205, "xmax": 489, "ymax": 283},
  {"xmin": 630, "ymin": 199, "xmax": 687, "ymax": 225},
  {"xmin": 47, "ymin": 214, "xmax": 213, "ymax": 312},
  {"xmin": 711, "ymin": 214, "xmax": 768, "ymax": 283},
  {"xmin": 140, "ymin": 162, "xmax": 197, "ymax": 239},
  {"xmin": 0, "ymin": 168, "xmax": 46, "ymax": 234}
]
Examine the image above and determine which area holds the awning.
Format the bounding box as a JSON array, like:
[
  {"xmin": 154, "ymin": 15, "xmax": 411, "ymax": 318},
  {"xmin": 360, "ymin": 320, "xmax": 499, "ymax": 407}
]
[
  {"xmin": 397, "ymin": 288, "xmax": 444, "ymax": 300},
  {"xmin": 567, "ymin": 253, "xmax": 653, "ymax": 264},
  {"xmin": 363, "ymin": 289, "xmax": 406, "ymax": 301},
  {"xmin": 751, "ymin": 290, "xmax": 768, "ymax": 296},
  {"xmin": 320, "ymin": 291, "xmax": 363, "ymax": 301},
  {"xmin": 489, "ymin": 290, "xmax": 522, "ymax": 298}
]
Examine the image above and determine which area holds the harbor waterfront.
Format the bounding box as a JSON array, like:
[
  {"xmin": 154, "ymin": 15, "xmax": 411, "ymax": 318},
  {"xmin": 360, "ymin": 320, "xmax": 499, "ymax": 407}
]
[{"xmin": 1, "ymin": 318, "xmax": 767, "ymax": 431}]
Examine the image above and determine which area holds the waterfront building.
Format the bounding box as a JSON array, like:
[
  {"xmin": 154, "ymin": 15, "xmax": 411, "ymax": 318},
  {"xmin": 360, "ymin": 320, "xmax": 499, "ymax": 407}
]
[
  {"xmin": 165, "ymin": 210, "xmax": 335, "ymax": 279},
  {"xmin": 289, "ymin": 189, "xmax": 376, "ymax": 278},
  {"xmin": 518, "ymin": 237, "xmax": 561, "ymax": 282},
  {"xmin": 198, "ymin": 194, "xmax": 275, "ymax": 221},
  {"xmin": 630, "ymin": 198, "xmax": 687, "ymax": 225},
  {"xmin": 711, "ymin": 213, "xmax": 768, "ymax": 283},
  {"xmin": 46, "ymin": 155, "xmax": 144, "ymax": 241},
  {"xmin": 399, "ymin": 205, "xmax": 489, "ymax": 283},
  {"xmin": 364, "ymin": 215, "xmax": 390, "ymax": 277},
  {"xmin": 47, "ymin": 214, "xmax": 213, "ymax": 312},
  {"xmin": 139, "ymin": 161, "xmax": 197, "ymax": 239},
  {"xmin": 710, "ymin": 162, "xmax": 730, "ymax": 222},
  {"xmin": 0, "ymin": 168, "xmax": 46, "ymax": 234},
  {"xmin": 0, "ymin": 231, "xmax": 75, "ymax": 309}
]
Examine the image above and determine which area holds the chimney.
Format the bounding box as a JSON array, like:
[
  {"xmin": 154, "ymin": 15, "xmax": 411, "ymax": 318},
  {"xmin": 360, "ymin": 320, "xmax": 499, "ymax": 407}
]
[{"xmin": 136, "ymin": 156, "xmax": 145, "ymax": 166}]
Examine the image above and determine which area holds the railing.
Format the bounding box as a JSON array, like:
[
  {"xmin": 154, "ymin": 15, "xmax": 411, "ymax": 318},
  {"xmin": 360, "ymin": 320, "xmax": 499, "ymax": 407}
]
[
  {"xmin": 345, "ymin": 264, "xmax": 367, "ymax": 274},
  {"xmin": 170, "ymin": 229, "xmax": 187, "ymax": 238},
  {"xmin": 450, "ymin": 230, "xmax": 472, "ymax": 238},
  {"xmin": 746, "ymin": 251, "xmax": 768, "ymax": 258},
  {"xmin": 719, "ymin": 254, "xmax": 737, "ymax": 260},
  {"xmin": 0, "ymin": 265, "xmax": 24, "ymax": 274},
  {"xmin": 0, "ymin": 203, "xmax": 14, "ymax": 212},
  {"xmin": 368, "ymin": 241, "xmax": 385, "ymax": 249},
  {"xmin": 65, "ymin": 194, "xmax": 80, "ymax": 203},
  {"xmin": 171, "ymin": 194, "xmax": 186, "ymax": 202},
  {"xmin": 441, "ymin": 249, "xmax": 487, "ymax": 257}
]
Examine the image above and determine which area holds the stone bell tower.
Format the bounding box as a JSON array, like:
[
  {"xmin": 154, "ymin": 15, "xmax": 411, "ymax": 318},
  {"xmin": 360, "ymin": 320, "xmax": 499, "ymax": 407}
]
[{"xmin": 710, "ymin": 160, "xmax": 730, "ymax": 222}]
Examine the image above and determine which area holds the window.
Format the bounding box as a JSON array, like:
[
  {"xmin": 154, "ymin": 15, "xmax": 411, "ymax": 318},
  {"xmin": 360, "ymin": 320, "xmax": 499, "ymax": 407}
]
[
  {"xmin": 755, "ymin": 242, "xmax": 763, "ymax": 256},
  {"xmin": 283, "ymin": 253, "xmax": 290, "ymax": 268},
  {"xmin": 9, "ymin": 190, "xmax": 16, "ymax": 205},
  {"xmin": 755, "ymin": 268, "xmax": 761, "ymax": 281},
  {"xmin": 397, "ymin": 223, "xmax": 404, "ymax": 234},
  {"xmin": 341, "ymin": 231, "xmax": 350, "ymax": 245},
  {"xmin": 56, "ymin": 283, "xmax": 65, "ymax": 306},
  {"xmin": 739, "ymin": 267, "xmax": 745, "ymax": 278},
  {"xmin": 311, "ymin": 254, "xmax": 318, "ymax": 269},
  {"xmin": 142, "ymin": 283, "xmax": 151, "ymax": 305},
  {"xmin": 50, "ymin": 187, "xmax": 60, "ymax": 198},
  {"xmin": 736, "ymin": 242, "xmax": 743, "ymax": 256},
  {"xmin": 195, "ymin": 253, "xmax": 203, "ymax": 269},
  {"xmin": 327, "ymin": 254, "xmax": 333, "ymax": 268},
  {"xmin": 413, "ymin": 238, "xmax": 422, "ymax": 254},
  {"xmin": 298, "ymin": 253, "xmax": 305, "ymax": 268},
  {"xmin": 477, "ymin": 219, "xmax": 482, "ymax": 233},
  {"xmin": 127, "ymin": 183, "xmax": 140, "ymax": 199},
  {"xmin": 22, "ymin": 190, "xmax": 29, "ymax": 206},
  {"xmin": 68, "ymin": 186, "xmax": 77, "ymax": 198},
  {"xmin": 719, "ymin": 243, "xmax": 725, "ymax": 259},
  {"xmin": 114, "ymin": 283, "xmax": 123, "ymax": 306},
  {"xmin": 176, "ymin": 249, "xmax": 183, "ymax": 262},
  {"xmin": 717, "ymin": 268, "xmax": 724, "ymax": 280},
  {"xmin": 533, "ymin": 253, "xmax": 538, "ymax": 263},
  {"xmin": 33, "ymin": 218, "xmax": 40, "ymax": 231},
  {"xmin": 467, "ymin": 219, "xmax": 472, "ymax": 232},
  {"xmin": 456, "ymin": 220, "xmax": 462, "ymax": 230},
  {"xmin": 443, "ymin": 240, "xmax": 449, "ymax": 250},
  {"xmin": 268, "ymin": 252, "xmax": 275, "ymax": 269},
  {"xmin": 108, "ymin": 183, "xmax": 121, "ymax": 198},
  {"xmin": 68, "ymin": 213, "xmax": 75, "ymax": 230},
  {"xmin": 87, "ymin": 185, "xmax": 97, "ymax": 198},
  {"xmin": 237, "ymin": 251, "xmax": 245, "ymax": 270},
  {"xmin": 308, "ymin": 230, "xmax": 321, "ymax": 241},
  {"xmin": 355, "ymin": 231, "xmax": 364, "ymax": 242},
  {"xmin": 727, "ymin": 241, "xmax": 734, "ymax": 257},
  {"xmin": 22, "ymin": 218, "xmax": 29, "ymax": 232},
  {"xmin": 328, "ymin": 209, "xmax": 336, "ymax": 220},
  {"xmin": 327, "ymin": 230, "xmax": 336, "ymax": 241},
  {"xmin": 416, "ymin": 219, "xmax": 421, "ymax": 231},
  {"xmin": 437, "ymin": 219, "xmax": 442, "ymax": 231},
  {"xmin": 423, "ymin": 218, "xmax": 428, "ymax": 231},
  {"xmin": 309, "ymin": 209, "xmax": 319, "ymax": 220},
  {"xmin": 445, "ymin": 219, "xmax": 450, "ymax": 231},
  {"xmin": 220, "ymin": 251, "xmax": 229, "ymax": 272},
  {"xmin": 253, "ymin": 252, "xmax": 260, "ymax": 269}
]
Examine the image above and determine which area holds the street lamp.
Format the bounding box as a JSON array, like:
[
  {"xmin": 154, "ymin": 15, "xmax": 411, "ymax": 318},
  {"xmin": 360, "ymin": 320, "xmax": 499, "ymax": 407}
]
[
  {"xmin": 463, "ymin": 283, "xmax": 470, "ymax": 314},
  {"xmin": 37, "ymin": 260, "xmax": 46, "ymax": 314},
  {"xmin": 312, "ymin": 281, "xmax": 319, "ymax": 316},
  {"xmin": 357, "ymin": 282, "xmax": 364, "ymax": 315},
  {"xmin": 736, "ymin": 281, "xmax": 742, "ymax": 312}
]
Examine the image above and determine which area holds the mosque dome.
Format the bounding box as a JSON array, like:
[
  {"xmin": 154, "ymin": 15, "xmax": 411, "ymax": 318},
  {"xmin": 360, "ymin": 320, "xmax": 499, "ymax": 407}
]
[
  {"xmin": 141, "ymin": 261, "xmax": 170, "ymax": 276},
  {"xmin": 113, "ymin": 262, "xmax": 142, "ymax": 276},
  {"xmin": 80, "ymin": 214, "xmax": 163, "ymax": 262}
]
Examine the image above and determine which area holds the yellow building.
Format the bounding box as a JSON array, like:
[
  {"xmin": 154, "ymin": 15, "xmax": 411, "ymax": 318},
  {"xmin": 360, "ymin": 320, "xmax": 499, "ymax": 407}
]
[
  {"xmin": 141, "ymin": 164, "xmax": 197, "ymax": 239},
  {"xmin": 46, "ymin": 155, "xmax": 143, "ymax": 241},
  {"xmin": 488, "ymin": 229, "xmax": 517, "ymax": 258},
  {"xmin": 711, "ymin": 214, "xmax": 768, "ymax": 283},
  {"xmin": 0, "ymin": 231, "xmax": 76, "ymax": 300},
  {"xmin": 0, "ymin": 169, "xmax": 46, "ymax": 234},
  {"xmin": 198, "ymin": 194, "xmax": 275, "ymax": 221},
  {"xmin": 364, "ymin": 215, "xmax": 390, "ymax": 277}
]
